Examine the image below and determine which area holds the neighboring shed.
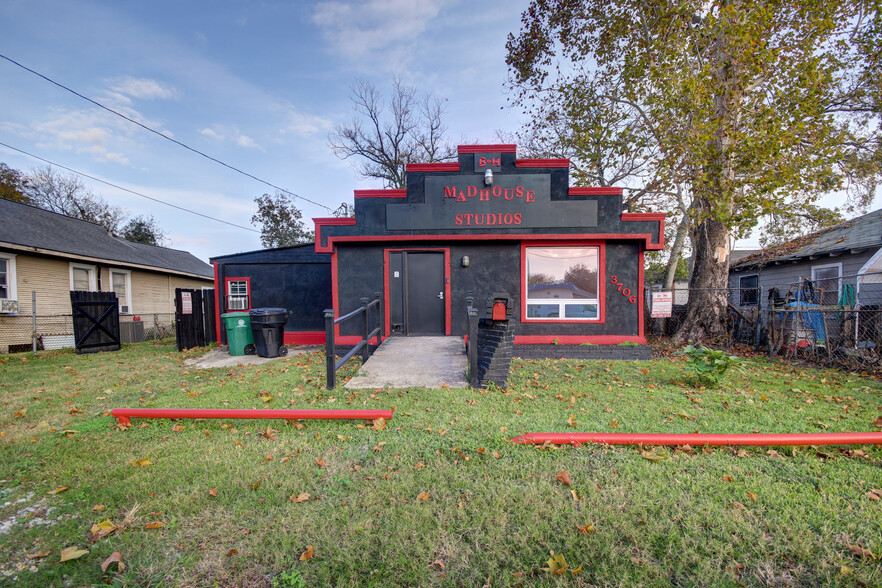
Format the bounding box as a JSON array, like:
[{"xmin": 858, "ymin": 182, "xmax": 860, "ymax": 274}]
[
  {"xmin": 210, "ymin": 244, "xmax": 331, "ymax": 345},
  {"xmin": 729, "ymin": 209, "xmax": 882, "ymax": 308}
]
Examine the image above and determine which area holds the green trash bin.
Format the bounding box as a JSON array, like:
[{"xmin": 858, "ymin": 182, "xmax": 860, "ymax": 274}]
[{"xmin": 221, "ymin": 312, "xmax": 255, "ymax": 356}]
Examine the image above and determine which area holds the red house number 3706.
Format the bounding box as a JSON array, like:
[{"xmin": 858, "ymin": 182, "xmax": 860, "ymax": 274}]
[{"xmin": 609, "ymin": 276, "xmax": 637, "ymax": 304}]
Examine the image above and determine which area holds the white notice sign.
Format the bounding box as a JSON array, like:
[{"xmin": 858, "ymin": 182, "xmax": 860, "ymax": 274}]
[
  {"xmin": 181, "ymin": 292, "xmax": 193, "ymax": 315},
  {"xmin": 651, "ymin": 291, "xmax": 673, "ymax": 318}
]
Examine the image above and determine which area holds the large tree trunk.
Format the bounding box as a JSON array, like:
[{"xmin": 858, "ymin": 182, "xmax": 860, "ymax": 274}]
[{"xmin": 673, "ymin": 199, "xmax": 731, "ymax": 343}]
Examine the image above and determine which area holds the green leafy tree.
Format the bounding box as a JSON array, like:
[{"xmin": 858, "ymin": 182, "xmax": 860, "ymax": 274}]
[
  {"xmin": 328, "ymin": 78, "xmax": 457, "ymax": 189},
  {"xmin": 507, "ymin": 0, "xmax": 881, "ymax": 341},
  {"xmin": 0, "ymin": 163, "xmax": 30, "ymax": 203},
  {"xmin": 563, "ymin": 263, "xmax": 598, "ymax": 295},
  {"xmin": 121, "ymin": 215, "xmax": 168, "ymax": 246},
  {"xmin": 251, "ymin": 191, "xmax": 314, "ymax": 249}
]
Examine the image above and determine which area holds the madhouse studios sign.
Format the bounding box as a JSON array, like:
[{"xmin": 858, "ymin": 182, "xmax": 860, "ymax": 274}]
[{"xmin": 385, "ymin": 174, "xmax": 598, "ymax": 231}]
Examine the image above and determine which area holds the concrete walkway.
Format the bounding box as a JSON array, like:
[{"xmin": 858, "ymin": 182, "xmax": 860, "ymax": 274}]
[
  {"xmin": 184, "ymin": 346, "xmax": 322, "ymax": 369},
  {"xmin": 344, "ymin": 336, "xmax": 468, "ymax": 389}
]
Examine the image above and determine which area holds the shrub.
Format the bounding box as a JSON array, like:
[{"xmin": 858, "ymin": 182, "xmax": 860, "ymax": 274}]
[{"xmin": 679, "ymin": 344, "xmax": 744, "ymax": 386}]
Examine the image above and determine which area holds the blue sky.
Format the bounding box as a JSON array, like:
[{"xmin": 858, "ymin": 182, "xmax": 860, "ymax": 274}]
[{"xmin": 1, "ymin": 0, "xmax": 530, "ymax": 262}]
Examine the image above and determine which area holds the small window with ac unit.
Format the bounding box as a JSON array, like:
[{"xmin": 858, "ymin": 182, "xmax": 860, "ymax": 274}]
[
  {"xmin": 0, "ymin": 253, "xmax": 18, "ymax": 314},
  {"xmin": 225, "ymin": 278, "xmax": 250, "ymax": 311}
]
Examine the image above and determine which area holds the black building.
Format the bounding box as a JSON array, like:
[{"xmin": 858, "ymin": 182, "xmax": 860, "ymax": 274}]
[{"xmin": 212, "ymin": 145, "xmax": 664, "ymax": 352}]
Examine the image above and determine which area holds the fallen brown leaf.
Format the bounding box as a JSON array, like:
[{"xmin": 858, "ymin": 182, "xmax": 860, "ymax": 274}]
[
  {"xmin": 576, "ymin": 523, "xmax": 595, "ymax": 535},
  {"xmin": 26, "ymin": 550, "xmax": 51, "ymax": 560},
  {"xmin": 848, "ymin": 544, "xmax": 876, "ymax": 559},
  {"xmin": 300, "ymin": 545, "xmax": 314, "ymax": 561},
  {"xmin": 89, "ymin": 520, "xmax": 117, "ymax": 540},
  {"xmin": 417, "ymin": 491, "xmax": 431, "ymax": 500},
  {"xmin": 555, "ymin": 470, "xmax": 572, "ymax": 486},
  {"xmin": 47, "ymin": 486, "xmax": 70, "ymax": 495},
  {"xmin": 59, "ymin": 546, "xmax": 89, "ymax": 562},
  {"xmin": 144, "ymin": 521, "xmax": 165, "ymax": 530},
  {"xmin": 208, "ymin": 488, "xmax": 218, "ymax": 497},
  {"xmin": 100, "ymin": 551, "xmax": 124, "ymax": 573},
  {"xmin": 372, "ymin": 417, "xmax": 386, "ymax": 431},
  {"xmin": 290, "ymin": 492, "xmax": 310, "ymax": 503}
]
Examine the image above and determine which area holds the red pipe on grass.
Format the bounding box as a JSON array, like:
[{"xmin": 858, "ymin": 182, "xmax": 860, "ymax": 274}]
[
  {"xmin": 111, "ymin": 408, "xmax": 393, "ymax": 425},
  {"xmin": 509, "ymin": 431, "xmax": 882, "ymax": 447}
]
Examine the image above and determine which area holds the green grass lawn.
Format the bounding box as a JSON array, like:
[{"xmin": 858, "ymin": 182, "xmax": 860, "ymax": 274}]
[{"xmin": 0, "ymin": 340, "xmax": 880, "ymax": 587}]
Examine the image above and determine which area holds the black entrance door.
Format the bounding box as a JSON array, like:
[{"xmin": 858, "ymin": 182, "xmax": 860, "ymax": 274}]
[{"xmin": 389, "ymin": 251, "xmax": 445, "ymax": 335}]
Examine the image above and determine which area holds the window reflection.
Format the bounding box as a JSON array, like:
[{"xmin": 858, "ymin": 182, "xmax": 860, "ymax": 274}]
[{"xmin": 526, "ymin": 247, "xmax": 600, "ymax": 321}]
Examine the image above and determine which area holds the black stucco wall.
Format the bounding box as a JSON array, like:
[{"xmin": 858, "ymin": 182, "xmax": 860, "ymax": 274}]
[
  {"xmin": 335, "ymin": 240, "xmax": 642, "ymax": 338},
  {"xmin": 212, "ymin": 245, "xmax": 331, "ymax": 333}
]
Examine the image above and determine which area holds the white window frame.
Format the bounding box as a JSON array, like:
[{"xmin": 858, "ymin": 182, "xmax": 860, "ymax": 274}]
[
  {"xmin": 811, "ymin": 262, "xmax": 842, "ymax": 305},
  {"xmin": 225, "ymin": 278, "xmax": 250, "ymax": 311},
  {"xmin": 69, "ymin": 262, "xmax": 97, "ymax": 291},
  {"xmin": 110, "ymin": 268, "xmax": 132, "ymax": 314},
  {"xmin": 524, "ymin": 246, "xmax": 601, "ymax": 322},
  {"xmin": 738, "ymin": 274, "xmax": 759, "ymax": 307},
  {"xmin": 0, "ymin": 252, "xmax": 17, "ymax": 302}
]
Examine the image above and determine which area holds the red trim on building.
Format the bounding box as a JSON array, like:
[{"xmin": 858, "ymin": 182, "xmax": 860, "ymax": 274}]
[
  {"xmin": 637, "ymin": 249, "xmax": 645, "ymax": 339},
  {"xmin": 283, "ymin": 331, "xmax": 325, "ymax": 345},
  {"xmin": 520, "ymin": 241, "xmax": 606, "ymax": 325},
  {"xmin": 621, "ymin": 212, "xmax": 667, "ymax": 221},
  {"xmin": 314, "ymin": 217, "xmax": 357, "ymax": 253},
  {"xmin": 335, "ymin": 335, "xmax": 370, "ymax": 346},
  {"xmin": 406, "ymin": 163, "xmax": 460, "ymax": 172},
  {"xmin": 322, "ymin": 231, "xmax": 663, "ymax": 251},
  {"xmin": 457, "ymin": 144, "xmax": 517, "ymax": 154},
  {"xmin": 516, "ymin": 158, "xmax": 570, "ymax": 168},
  {"xmin": 354, "ymin": 189, "xmax": 407, "ymax": 198},
  {"xmin": 213, "ymin": 262, "xmax": 222, "ymax": 343},
  {"xmin": 331, "ymin": 248, "xmax": 340, "ymax": 342},
  {"xmin": 383, "ymin": 248, "xmax": 451, "ymax": 336},
  {"xmin": 223, "ymin": 276, "xmax": 251, "ymax": 311},
  {"xmin": 569, "ymin": 187, "xmax": 623, "ymax": 196},
  {"xmin": 515, "ymin": 335, "xmax": 647, "ymax": 345}
]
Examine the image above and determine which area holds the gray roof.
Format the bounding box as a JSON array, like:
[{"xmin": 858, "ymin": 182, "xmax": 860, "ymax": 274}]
[
  {"xmin": 0, "ymin": 198, "xmax": 213, "ymax": 278},
  {"xmin": 732, "ymin": 209, "xmax": 882, "ymax": 269}
]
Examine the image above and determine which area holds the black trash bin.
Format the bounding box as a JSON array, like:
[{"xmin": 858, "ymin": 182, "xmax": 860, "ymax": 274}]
[{"xmin": 248, "ymin": 308, "xmax": 291, "ymax": 358}]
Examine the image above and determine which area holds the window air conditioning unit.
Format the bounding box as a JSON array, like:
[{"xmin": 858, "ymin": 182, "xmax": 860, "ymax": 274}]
[
  {"xmin": 121, "ymin": 305, "xmax": 129, "ymax": 314},
  {"xmin": 0, "ymin": 299, "xmax": 19, "ymax": 314},
  {"xmin": 228, "ymin": 296, "xmax": 248, "ymax": 310}
]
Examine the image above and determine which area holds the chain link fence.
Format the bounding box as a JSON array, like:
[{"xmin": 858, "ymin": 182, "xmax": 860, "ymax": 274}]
[
  {"xmin": 646, "ymin": 271, "xmax": 882, "ymax": 370},
  {"xmin": 1, "ymin": 310, "xmax": 176, "ymax": 354}
]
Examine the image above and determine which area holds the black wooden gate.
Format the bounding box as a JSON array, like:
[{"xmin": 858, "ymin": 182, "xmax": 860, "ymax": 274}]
[
  {"xmin": 175, "ymin": 288, "xmax": 216, "ymax": 351},
  {"xmin": 70, "ymin": 291, "xmax": 121, "ymax": 354}
]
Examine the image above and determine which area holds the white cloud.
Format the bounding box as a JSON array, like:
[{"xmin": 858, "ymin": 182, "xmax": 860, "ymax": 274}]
[
  {"xmin": 110, "ymin": 76, "xmax": 178, "ymax": 100},
  {"xmin": 282, "ymin": 109, "xmax": 333, "ymax": 136},
  {"xmin": 199, "ymin": 127, "xmax": 224, "ymax": 140},
  {"xmin": 312, "ymin": 0, "xmax": 445, "ymax": 63},
  {"xmin": 236, "ymin": 134, "xmax": 261, "ymax": 149}
]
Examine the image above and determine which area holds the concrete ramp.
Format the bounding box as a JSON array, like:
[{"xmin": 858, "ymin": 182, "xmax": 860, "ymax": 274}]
[{"xmin": 344, "ymin": 336, "xmax": 468, "ymax": 389}]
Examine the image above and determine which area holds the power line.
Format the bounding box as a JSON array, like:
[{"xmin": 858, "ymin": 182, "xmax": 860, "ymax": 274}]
[
  {"xmin": 0, "ymin": 53, "xmax": 333, "ymax": 212},
  {"xmin": 0, "ymin": 141, "xmax": 260, "ymax": 233}
]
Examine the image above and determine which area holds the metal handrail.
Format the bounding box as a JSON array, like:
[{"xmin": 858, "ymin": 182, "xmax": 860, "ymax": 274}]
[
  {"xmin": 466, "ymin": 292, "xmax": 479, "ymax": 388},
  {"xmin": 324, "ymin": 292, "xmax": 383, "ymax": 389}
]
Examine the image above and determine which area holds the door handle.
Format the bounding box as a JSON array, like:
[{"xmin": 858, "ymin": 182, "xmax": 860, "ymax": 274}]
[{"xmin": 437, "ymin": 292, "xmax": 444, "ymax": 300}]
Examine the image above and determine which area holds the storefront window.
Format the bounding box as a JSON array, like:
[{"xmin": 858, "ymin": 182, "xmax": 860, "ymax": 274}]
[{"xmin": 526, "ymin": 247, "xmax": 599, "ymax": 320}]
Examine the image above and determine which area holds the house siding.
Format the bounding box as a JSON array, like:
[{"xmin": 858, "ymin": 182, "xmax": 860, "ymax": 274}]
[
  {"xmin": 730, "ymin": 249, "xmax": 878, "ymax": 306},
  {"xmin": 1, "ymin": 251, "xmax": 212, "ymax": 353}
]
